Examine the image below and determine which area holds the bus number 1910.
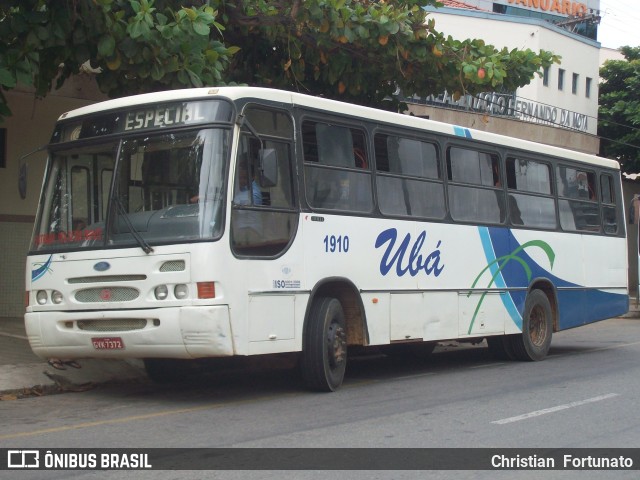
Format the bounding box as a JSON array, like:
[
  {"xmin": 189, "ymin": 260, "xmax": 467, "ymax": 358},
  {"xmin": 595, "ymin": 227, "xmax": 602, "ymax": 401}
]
[{"xmin": 323, "ymin": 235, "xmax": 349, "ymax": 253}]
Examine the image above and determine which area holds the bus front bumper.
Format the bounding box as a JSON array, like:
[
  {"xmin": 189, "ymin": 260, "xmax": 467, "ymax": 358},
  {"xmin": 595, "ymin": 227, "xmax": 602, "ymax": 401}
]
[{"xmin": 24, "ymin": 306, "xmax": 235, "ymax": 360}]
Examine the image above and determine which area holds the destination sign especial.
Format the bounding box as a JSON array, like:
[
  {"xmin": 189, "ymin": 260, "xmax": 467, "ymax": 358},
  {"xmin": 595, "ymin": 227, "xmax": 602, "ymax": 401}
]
[{"xmin": 123, "ymin": 102, "xmax": 207, "ymax": 131}]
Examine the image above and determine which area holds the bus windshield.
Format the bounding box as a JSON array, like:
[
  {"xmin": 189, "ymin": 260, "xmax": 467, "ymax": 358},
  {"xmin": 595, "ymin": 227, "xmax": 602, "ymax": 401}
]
[{"xmin": 32, "ymin": 128, "xmax": 230, "ymax": 252}]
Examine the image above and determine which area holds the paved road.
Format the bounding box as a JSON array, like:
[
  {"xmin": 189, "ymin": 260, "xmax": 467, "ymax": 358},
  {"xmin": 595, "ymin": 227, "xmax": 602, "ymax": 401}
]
[{"xmin": 1, "ymin": 317, "xmax": 639, "ymax": 479}]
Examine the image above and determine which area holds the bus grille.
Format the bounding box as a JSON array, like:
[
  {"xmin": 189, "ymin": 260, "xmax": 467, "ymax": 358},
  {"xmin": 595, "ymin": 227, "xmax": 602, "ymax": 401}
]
[
  {"xmin": 75, "ymin": 287, "xmax": 139, "ymax": 303},
  {"xmin": 69, "ymin": 275, "xmax": 147, "ymax": 284},
  {"xmin": 160, "ymin": 260, "xmax": 186, "ymax": 272},
  {"xmin": 77, "ymin": 319, "xmax": 148, "ymax": 332}
]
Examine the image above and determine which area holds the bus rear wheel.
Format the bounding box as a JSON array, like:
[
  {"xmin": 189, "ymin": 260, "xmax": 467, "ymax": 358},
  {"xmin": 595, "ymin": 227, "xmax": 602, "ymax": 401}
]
[
  {"xmin": 510, "ymin": 289, "xmax": 553, "ymax": 361},
  {"xmin": 301, "ymin": 296, "xmax": 347, "ymax": 392}
]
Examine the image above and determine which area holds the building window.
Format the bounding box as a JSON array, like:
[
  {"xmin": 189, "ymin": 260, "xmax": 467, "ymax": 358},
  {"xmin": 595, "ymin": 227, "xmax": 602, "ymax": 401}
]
[
  {"xmin": 558, "ymin": 69, "xmax": 565, "ymax": 91},
  {"xmin": 572, "ymin": 73, "xmax": 579, "ymax": 94},
  {"xmin": 0, "ymin": 128, "xmax": 6, "ymax": 168},
  {"xmin": 543, "ymin": 66, "xmax": 549, "ymax": 87},
  {"xmin": 585, "ymin": 77, "xmax": 592, "ymax": 98}
]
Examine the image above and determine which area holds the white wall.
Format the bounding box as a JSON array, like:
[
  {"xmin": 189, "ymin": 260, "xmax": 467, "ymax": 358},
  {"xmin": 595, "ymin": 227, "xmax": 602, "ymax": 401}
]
[
  {"xmin": 427, "ymin": 8, "xmax": 601, "ymax": 134},
  {"xmin": 0, "ymin": 76, "xmax": 105, "ymax": 317}
]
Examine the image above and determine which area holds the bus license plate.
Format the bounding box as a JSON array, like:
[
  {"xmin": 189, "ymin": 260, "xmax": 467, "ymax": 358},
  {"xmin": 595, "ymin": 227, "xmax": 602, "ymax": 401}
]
[{"xmin": 91, "ymin": 337, "xmax": 124, "ymax": 350}]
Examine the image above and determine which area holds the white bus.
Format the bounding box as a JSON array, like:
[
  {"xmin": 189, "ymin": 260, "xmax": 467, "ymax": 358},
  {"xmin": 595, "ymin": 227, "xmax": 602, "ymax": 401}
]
[{"xmin": 25, "ymin": 87, "xmax": 629, "ymax": 391}]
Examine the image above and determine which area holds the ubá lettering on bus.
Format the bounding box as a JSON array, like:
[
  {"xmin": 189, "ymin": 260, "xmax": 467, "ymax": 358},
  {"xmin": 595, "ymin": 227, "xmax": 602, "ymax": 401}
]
[{"xmin": 375, "ymin": 228, "xmax": 445, "ymax": 277}]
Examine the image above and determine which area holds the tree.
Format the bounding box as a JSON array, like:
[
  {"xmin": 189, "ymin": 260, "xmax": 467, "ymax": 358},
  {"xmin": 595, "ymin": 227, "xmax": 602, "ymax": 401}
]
[
  {"xmin": 0, "ymin": 0, "xmax": 559, "ymax": 120},
  {"xmin": 599, "ymin": 46, "xmax": 640, "ymax": 174}
]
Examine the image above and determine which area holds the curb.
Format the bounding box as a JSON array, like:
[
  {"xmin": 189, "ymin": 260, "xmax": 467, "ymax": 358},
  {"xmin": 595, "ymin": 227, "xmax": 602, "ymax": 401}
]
[{"xmin": 0, "ymin": 359, "xmax": 148, "ymax": 399}]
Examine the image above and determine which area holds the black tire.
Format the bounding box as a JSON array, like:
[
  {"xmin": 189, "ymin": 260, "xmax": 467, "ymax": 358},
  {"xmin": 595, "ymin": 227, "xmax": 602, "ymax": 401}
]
[
  {"xmin": 510, "ymin": 289, "xmax": 553, "ymax": 361},
  {"xmin": 143, "ymin": 358, "xmax": 191, "ymax": 384},
  {"xmin": 301, "ymin": 297, "xmax": 348, "ymax": 392}
]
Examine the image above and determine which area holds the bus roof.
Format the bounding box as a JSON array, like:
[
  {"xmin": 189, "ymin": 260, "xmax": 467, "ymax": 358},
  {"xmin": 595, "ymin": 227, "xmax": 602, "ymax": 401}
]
[{"xmin": 58, "ymin": 86, "xmax": 620, "ymax": 171}]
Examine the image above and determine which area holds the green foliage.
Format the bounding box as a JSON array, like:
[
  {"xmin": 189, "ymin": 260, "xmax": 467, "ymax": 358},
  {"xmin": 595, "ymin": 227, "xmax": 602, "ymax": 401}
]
[
  {"xmin": 220, "ymin": 0, "xmax": 558, "ymax": 110},
  {"xmin": 598, "ymin": 46, "xmax": 640, "ymax": 173},
  {"xmin": 0, "ymin": 0, "xmax": 559, "ymax": 120},
  {"xmin": 0, "ymin": 0, "xmax": 235, "ymax": 115}
]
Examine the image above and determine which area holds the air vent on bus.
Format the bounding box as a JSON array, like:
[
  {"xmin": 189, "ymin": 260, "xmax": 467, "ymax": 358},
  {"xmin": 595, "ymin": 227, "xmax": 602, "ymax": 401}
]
[
  {"xmin": 75, "ymin": 287, "xmax": 139, "ymax": 303},
  {"xmin": 77, "ymin": 318, "xmax": 148, "ymax": 332},
  {"xmin": 160, "ymin": 260, "xmax": 186, "ymax": 272},
  {"xmin": 68, "ymin": 275, "xmax": 147, "ymax": 284}
]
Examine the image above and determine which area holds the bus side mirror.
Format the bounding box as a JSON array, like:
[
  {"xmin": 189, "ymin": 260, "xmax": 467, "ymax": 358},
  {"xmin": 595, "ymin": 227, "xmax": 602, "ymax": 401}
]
[
  {"xmin": 18, "ymin": 163, "xmax": 27, "ymax": 199},
  {"xmin": 258, "ymin": 148, "xmax": 278, "ymax": 188},
  {"xmin": 15, "ymin": 145, "xmax": 47, "ymax": 200}
]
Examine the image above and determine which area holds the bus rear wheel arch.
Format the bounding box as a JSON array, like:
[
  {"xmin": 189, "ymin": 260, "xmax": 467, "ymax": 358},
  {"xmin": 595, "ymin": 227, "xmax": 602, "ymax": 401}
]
[{"xmin": 487, "ymin": 287, "xmax": 555, "ymax": 362}]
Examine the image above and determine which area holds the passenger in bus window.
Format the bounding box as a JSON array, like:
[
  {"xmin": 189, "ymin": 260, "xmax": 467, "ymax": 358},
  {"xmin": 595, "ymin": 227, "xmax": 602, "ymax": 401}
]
[
  {"xmin": 234, "ymin": 160, "xmax": 262, "ymax": 206},
  {"xmin": 232, "ymin": 160, "xmax": 264, "ymax": 246}
]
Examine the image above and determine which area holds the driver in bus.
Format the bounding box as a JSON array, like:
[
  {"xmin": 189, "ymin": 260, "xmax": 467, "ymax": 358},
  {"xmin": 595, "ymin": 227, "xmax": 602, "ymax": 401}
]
[
  {"xmin": 234, "ymin": 159, "xmax": 262, "ymax": 207},
  {"xmin": 232, "ymin": 158, "xmax": 263, "ymax": 246}
]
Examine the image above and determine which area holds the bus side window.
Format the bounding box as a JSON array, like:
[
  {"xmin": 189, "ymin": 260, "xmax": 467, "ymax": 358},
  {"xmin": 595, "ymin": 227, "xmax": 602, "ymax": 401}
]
[
  {"xmin": 505, "ymin": 157, "xmax": 556, "ymax": 229},
  {"xmin": 303, "ymin": 120, "xmax": 373, "ymax": 213},
  {"xmin": 601, "ymin": 173, "xmax": 618, "ymax": 234},
  {"xmin": 375, "ymin": 133, "xmax": 444, "ymax": 219},
  {"xmin": 557, "ymin": 165, "xmax": 600, "ymax": 232},
  {"xmin": 231, "ymin": 107, "xmax": 297, "ymax": 256},
  {"xmin": 447, "ymin": 146, "xmax": 504, "ymax": 224},
  {"xmin": 316, "ymin": 124, "xmax": 355, "ymax": 168}
]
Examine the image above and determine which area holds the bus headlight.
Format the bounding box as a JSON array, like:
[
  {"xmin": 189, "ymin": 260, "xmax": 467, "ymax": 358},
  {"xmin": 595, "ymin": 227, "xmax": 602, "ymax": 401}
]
[
  {"xmin": 36, "ymin": 290, "xmax": 48, "ymax": 305},
  {"xmin": 154, "ymin": 285, "xmax": 169, "ymax": 300},
  {"xmin": 51, "ymin": 290, "xmax": 63, "ymax": 304},
  {"xmin": 174, "ymin": 284, "xmax": 188, "ymax": 299}
]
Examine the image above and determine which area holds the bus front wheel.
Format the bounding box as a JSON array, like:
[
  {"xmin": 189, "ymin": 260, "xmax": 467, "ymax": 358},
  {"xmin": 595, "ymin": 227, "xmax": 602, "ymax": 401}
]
[
  {"xmin": 301, "ymin": 296, "xmax": 347, "ymax": 392},
  {"xmin": 511, "ymin": 289, "xmax": 553, "ymax": 361}
]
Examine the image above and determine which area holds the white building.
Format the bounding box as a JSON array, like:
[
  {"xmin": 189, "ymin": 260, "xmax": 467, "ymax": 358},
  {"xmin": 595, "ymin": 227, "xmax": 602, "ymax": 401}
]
[{"xmin": 408, "ymin": 0, "xmax": 602, "ymax": 154}]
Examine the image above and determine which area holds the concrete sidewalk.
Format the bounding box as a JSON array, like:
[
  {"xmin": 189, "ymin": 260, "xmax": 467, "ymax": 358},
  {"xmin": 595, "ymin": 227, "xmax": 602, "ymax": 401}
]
[
  {"xmin": 2, "ymin": 302, "xmax": 640, "ymax": 398},
  {"xmin": 0, "ymin": 317, "xmax": 147, "ymax": 399}
]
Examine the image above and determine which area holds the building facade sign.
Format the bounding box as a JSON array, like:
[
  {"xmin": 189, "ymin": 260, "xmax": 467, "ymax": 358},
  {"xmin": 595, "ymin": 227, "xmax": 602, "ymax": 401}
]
[
  {"xmin": 505, "ymin": 0, "xmax": 589, "ymax": 16},
  {"xmin": 420, "ymin": 91, "xmax": 589, "ymax": 133}
]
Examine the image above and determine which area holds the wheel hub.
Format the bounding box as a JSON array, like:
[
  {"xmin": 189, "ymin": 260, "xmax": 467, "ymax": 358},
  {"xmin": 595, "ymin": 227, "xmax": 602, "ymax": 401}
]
[
  {"xmin": 327, "ymin": 323, "xmax": 347, "ymax": 369},
  {"xmin": 529, "ymin": 305, "xmax": 547, "ymax": 347}
]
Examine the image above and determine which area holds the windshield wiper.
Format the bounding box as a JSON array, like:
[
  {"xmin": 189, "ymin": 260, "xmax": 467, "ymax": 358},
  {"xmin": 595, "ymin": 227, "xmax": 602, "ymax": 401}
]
[{"xmin": 114, "ymin": 196, "xmax": 154, "ymax": 254}]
